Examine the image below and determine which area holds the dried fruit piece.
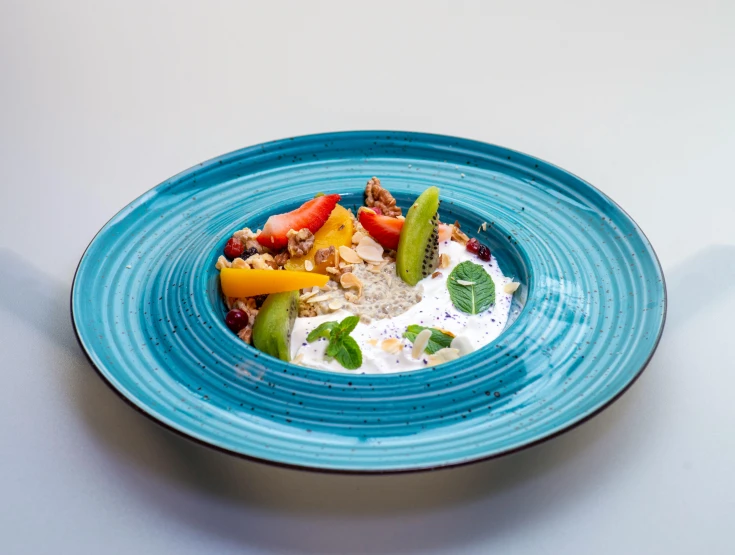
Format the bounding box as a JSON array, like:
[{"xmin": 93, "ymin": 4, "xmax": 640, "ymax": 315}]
[{"xmin": 220, "ymin": 268, "xmax": 328, "ymax": 297}]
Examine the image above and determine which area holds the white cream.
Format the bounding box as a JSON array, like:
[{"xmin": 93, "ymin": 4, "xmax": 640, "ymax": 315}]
[{"xmin": 290, "ymin": 240, "xmax": 515, "ymax": 374}]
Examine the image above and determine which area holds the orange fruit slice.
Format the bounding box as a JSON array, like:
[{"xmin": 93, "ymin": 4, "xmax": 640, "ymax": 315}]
[
  {"xmin": 220, "ymin": 268, "xmax": 328, "ymax": 297},
  {"xmin": 285, "ymin": 204, "xmax": 354, "ymax": 274}
]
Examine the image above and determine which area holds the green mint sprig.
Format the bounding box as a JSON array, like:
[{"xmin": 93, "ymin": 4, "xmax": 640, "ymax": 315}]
[{"xmin": 306, "ymin": 315, "xmax": 363, "ymax": 370}]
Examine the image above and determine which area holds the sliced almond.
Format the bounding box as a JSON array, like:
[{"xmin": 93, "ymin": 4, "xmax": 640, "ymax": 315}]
[
  {"xmin": 304, "ymin": 259, "xmax": 314, "ymax": 272},
  {"xmin": 338, "ymin": 245, "xmax": 363, "ymax": 264},
  {"xmin": 355, "ymin": 236, "xmax": 385, "ymax": 263},
  {"xmin": 325, "ymin": 266, "xmax": 340, "ymax": 275},
  {"xmin": 367, "ymin": 338, "xmax": 379, "ymax": 346},
  {"xmin": 381, "ymin": 338, "xmax": 403, "ymax": 354},
  {"xmin": 299, "ymin": 291, "xmax": 317, "ymax": 301},
  {"xmin": 351, "ymin": 231, "xmax": 366, "ymax": 244},
  {"xmin": 411, "ymin": 329, "xmax": 433, "ymax": 359},
  {"xmin": 456, "ymin": 279, "xmax": 475, "ymax": 286},
  {"xmin": 328, "ymin": 299, "xmax": 344, "ymax": 311},
  {"xmin": 429, "ymin": 347, "xmax": 461, "ymax": 364},
  {"xmin": 504, "ymin": 282, "xmax": 520, "ymax": 294},
  {"xmin": 439, "ymin": 253, "xmax": 451, "ymax": 269},
  {"xmin": 340, "ymin": 272, "xmax": 363, "ymax": 297},
  {"xmin": 307, "ymin": 294, "xmax": 330, "ymax": 303}
]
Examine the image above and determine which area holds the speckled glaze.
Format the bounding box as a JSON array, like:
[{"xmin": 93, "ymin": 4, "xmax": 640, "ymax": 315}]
[{"xmin": 71, "ymin": 131, "xmax": 666, "ymax": 473}]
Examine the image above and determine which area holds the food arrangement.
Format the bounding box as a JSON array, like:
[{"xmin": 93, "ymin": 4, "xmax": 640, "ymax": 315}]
[{"xmin": 215, "ymin": 178, "xmax": 519, "ymax": 373}]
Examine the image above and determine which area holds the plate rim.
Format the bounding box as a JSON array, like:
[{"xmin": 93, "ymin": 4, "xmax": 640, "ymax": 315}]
[{"xmin": 70, "ymin": 130, "xmax": 667, "ymax": 474}]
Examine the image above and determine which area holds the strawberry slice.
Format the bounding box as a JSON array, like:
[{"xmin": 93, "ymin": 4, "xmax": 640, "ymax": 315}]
[
  {"xmin": 358, "ymin": 208, "xmax": 404, "ymax": 250},
  {"xmin": 359, "ymin": 208, "xmax": 454, "ymax": 250},
  {"xmin": 257, "ymin": 194, "xmax": 341, "ymax": 249}
]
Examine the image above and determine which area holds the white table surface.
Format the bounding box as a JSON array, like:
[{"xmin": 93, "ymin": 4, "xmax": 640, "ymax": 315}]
[{"xmin": 2, "ymin": 1, "xmax": 734, "ymax": 553}]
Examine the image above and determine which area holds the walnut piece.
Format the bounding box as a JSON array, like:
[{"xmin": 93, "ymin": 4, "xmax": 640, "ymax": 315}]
[
  {"xmin": 287, "ymin": 228, "xmax": 315, "ymax": 257},
  {"xmin": 365, "ymin": 177, "xmax": 401, "ymax": 217},
  {"xmin": 273, "ymin": 251, "xmax": 290, "ymax": 267},
  {"xmin": 314, "ymin": 246, "xmax": 335, "ymax": 265}
]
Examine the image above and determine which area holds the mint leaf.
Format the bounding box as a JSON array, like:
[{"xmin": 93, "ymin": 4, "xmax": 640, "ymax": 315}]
[
  {"xmin": 403, "ymin": 325, "xmax": 454, "ymax": 354},
  {"xmin": 307, "ymin": 321, "xmax": 338, "ymax": 342},
  {"xmin": 447, "ymin": 261, "xmax": 495, "ymax": 314},
  {"xmin": 337, "ymin": 315, "xmax": 360, "ymax": 335},
  {"xmin": 330, "ymin": 335, "xmax": 362, "ymax": 370},
  {"xmin": 312, "ymin": 316, "xmax": 363, "ymax": 370}
]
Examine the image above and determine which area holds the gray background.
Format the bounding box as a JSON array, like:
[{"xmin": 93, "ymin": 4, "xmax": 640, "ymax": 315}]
[{"xmin": 1, "ymin": 1, "xmax": 733, "ymax": 553}]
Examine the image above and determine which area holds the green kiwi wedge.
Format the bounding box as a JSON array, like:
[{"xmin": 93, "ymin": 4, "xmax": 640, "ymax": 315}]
[
  {"xmin": 252, "ymin": 290, "xmax": 299, "ymax": 361},
  {"xmin": 396, "ymin": 186, "xmax": 440, "ymax": 285}
]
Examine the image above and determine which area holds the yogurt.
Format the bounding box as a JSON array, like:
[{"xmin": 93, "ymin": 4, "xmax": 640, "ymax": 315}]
[{"xmin": 290, "ymin": 241, "xmax": 514, "ymax": 374}]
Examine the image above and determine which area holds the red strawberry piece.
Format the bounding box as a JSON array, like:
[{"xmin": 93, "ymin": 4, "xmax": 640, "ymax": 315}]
[
  {"xmin": 358, "ymin": 208, "xmax": 404, "ymax": 250},
  {"xmin": 257, "ymin": 194, "xmax": 341, "ymax": 249},
  {"xmin": 224, "ymin": 237, "xmax": 244, "ymax": 259}
]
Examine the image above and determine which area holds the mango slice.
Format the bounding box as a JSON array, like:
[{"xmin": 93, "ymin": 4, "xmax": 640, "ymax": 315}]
[
  {"xmin": 285, "ymin": 204, "xmax": 354, "ymax": 274},
  {"xmin": 220, "ymin": 268, "xmax": 328, "ymax": 298}
]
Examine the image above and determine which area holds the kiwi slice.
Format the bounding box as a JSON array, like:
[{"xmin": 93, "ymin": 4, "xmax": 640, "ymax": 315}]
[
  {"xmin": 396, "ymin": 186, "xmax": 440, "ymax": 286},
  {"xmin": 252, "ymin": 290, "xmax": 299, "ymax": 361}
]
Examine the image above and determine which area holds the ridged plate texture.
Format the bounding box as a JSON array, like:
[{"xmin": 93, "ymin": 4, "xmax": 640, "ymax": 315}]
[{"xmin": 72, "ymin": 131, "xmax": 666, "ymax": 472}]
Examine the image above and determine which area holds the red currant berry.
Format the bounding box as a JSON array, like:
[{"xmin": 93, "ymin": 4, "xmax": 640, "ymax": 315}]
[
  {"xmin": 477, "ymin": 244, "xmax": 491, "ymax": 261},
  {"xmin": 466, "ymin": 237, "xmax": 480, "ymax": 254},
  {"xmin": 224, "ymin": 237, "xmax": 244, "ymax": 259},
  {"xmin": 225, "ymin": 309, "xmax": 249, "ymax": 332}
]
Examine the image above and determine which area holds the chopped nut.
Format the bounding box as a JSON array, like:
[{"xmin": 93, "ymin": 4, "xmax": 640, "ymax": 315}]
[
  {"xmin": 451, "ymin": 220, "xmax": 470, "ymax": 245},
  {"xmin": 307, "ymin": 294, "xmax": 330, "ymax": 303},
  {"xmin": 412, "ymin": 328, "xmax": 433, "ymax": 359},
  {"xmin": 314, "ymin": 246, "xmax": 335, "ymax": 265},
  {"xmin": 338, "ymin": 245, "xmax": 363, "ymax": 264},
  {"xmin": 365, "ymin": 177, "xmax": 402, "ymax": 217},
  {"xmin": 367, "ymin": 338, "xmax": 379, "ymax": 346},
  {"xmin": 215, "ymin": 255, "xmax": 231, "ymax": 270},
  {"xmin": 504, "ymin": 282, "xmax": 520, "ymax": 294},
  {"xmin": 287, "ymin": 228, "xmax": 315, "ymax": 257},
  {"xmin": 345, "ymin": 292, "xmax": 359, "ymax": 303},
  {"xmin": 340, "ymin": 272, "xmax": 363, "ymax": 297},
  {"xmin": 351, "ymin": 231, "xmax": 366, "ymax": 244},
  {"xmin": 299, "ymin": 291, "xmax": 317, "ymax": 301},
  {"xmin": 273, "ymin": 251, "xmax": 290, "ymax": 267},
  {"xmin": 431, "ymin": 271, "xmax": 442, "ymax": 278},
  {"xmin": 231, "ymin": 257, "xmax": 250, "ymax": 269},
  {"xmin": 326, "ymin": 266, "xmax": 340, "ymax": 275},
  {"xmin": 381, "ymin": 338, "xmax": 403, "ymax": 354},
  {"xmin": 233, "ymin": 228, "xmax": 264, "ymax": 253},
  {"xmin": 439, "ymin": 253, "xmax": 451, "ymax": 268},
  {"xmin": 240, "ymin": 327, "xmax": 259, "ymax": 346},
  {"xmin": 328, "ymin": 299, "xmax": 344, "ymax": 311},
  {"xmin": 304, "ymin": 259, "xmax": 314, "ymax": 271},
  {"xmin": 478, "ymin": 222, "xmax": 488, "ymax": 233},
  {"xmin": 248, "ymin": 253, "xmax": 275, "ymax": 270},
  {"xmin": 293, "ymin": 352, "xmax": 304, "ymax": 365}
]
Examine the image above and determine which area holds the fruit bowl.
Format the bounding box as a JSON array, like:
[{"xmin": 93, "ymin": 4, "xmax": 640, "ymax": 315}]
[{"xmin": 71, "ymin": 131, "xmax": 666, "ymax": 473}]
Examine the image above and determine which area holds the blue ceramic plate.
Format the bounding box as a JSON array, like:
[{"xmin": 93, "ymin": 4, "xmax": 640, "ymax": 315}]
[{"xmin": 71, "ymin": 131, "xmax": 666, "ymax": 473}]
